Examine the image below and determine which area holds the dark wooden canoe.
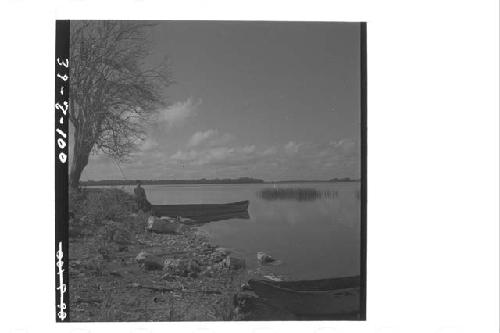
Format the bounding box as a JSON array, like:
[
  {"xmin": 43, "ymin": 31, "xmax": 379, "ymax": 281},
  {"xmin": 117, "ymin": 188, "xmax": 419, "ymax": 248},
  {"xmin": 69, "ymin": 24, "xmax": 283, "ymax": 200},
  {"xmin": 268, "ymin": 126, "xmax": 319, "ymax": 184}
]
[
  {"xmin": 248, "ymin": 275, "xmax": 361, "ymax": 317},
  {"xmin": 151, "ymin": 200, "xmax": 249, "ymax": 223}
]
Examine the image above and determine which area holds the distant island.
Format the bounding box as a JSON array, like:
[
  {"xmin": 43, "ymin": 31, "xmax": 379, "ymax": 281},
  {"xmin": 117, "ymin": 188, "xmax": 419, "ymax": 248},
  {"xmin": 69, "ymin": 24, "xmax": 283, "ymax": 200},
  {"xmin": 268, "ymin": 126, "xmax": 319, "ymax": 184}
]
[
  {"xmin": 81, "ymin": 177, "xmax": 359, "ymax": 186},
  {"xmin": 273, "ymin": 178, "xmax": 360, "ymax": 184}
]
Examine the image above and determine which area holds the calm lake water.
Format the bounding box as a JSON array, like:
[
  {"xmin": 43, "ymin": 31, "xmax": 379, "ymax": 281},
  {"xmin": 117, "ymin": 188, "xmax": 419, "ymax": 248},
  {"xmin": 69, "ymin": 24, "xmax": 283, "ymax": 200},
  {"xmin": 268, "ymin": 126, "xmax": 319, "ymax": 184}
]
[{"xmin": 124, "ymin": 182, "xmax": 361, "ymax": 281}]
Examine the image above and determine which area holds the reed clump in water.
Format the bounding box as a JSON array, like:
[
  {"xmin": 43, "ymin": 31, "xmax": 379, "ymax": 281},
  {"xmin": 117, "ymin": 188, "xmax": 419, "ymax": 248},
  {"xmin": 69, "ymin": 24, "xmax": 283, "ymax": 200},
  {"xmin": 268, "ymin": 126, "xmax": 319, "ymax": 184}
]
[{"xmin": 257, "ymin": 188, "xmax": 336, "ymax": 201}]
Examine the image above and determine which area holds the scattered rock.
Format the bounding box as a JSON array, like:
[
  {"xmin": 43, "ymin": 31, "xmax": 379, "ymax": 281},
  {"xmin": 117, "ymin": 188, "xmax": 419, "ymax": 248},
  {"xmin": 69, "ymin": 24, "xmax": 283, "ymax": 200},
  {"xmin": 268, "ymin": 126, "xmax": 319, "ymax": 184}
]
[
  {"xmin": 109, "ymin": 270, "xmax": 122, "ymax": 277},
  {"xmin": 160, "ymin": 273, "xmax": 177, "ymax": 281},
  {"xmin": 113, "ymin": 228, "xmax": 133, "ymax": 245},
  {"xmin": 257, "ymin": 251, "xmax": 276, "ymax": 265},
  {"xmin": 153, "ymin": 296, "xmax": 166, "ymax": 303},
  {"xmin": 117, "ymin": 245, "xmax": 128, "ymax": 252},
  {"xmin": 223, "ymin": 256, "xmax": 246, "ymax": 270},
  {"xmin": 233, "ymin": 293, "xmax": 257, "ymax": 312},
  {"xmin": 163, "ymin": 258, "xmax": 182, "ymax": 271},
  {"xmin": 194, "ymin": 228, "xmax": 210, "ymax": 238},
  {"xmin": 210, "ymin": 248, "xmax": 229, "ymax": 263},
  {"xmin": 97, "ymin": 246, "xmax": 111, "ymax": 260},
  {"xmin": 201, "ymin": 266, "xmax": 214, "ymax": 277},
  {"xmin": 146, "ymin": 216, "xmax": 184, "ymax": 234},
  {"xmin": 178, "ymin": 217, "xmax": 195, "ymax": 224},
  {"xmin": 216, "ymin": 247, "xmax": 231, "ymax": 255},
  {"xmin": 263, "ymin": 273, "xmax": 283, "ymax": 281},
  {"xmin": 200, "ymin": 242, "xmax": 216, "ymax": 254},
  {"xmin": 159, "ymin": 216, "xmax": 177, "ymax": 222},
  {"xmin": 163, "ymin": 258, "xmax": 201, "ymax": 277},
  {"xmin": 240, "ymin": 282, "xmax": 253, "ymax": 291},
  {"xmin": 135, "ymin": 251, "xmax": 164, "ymax": 270}
]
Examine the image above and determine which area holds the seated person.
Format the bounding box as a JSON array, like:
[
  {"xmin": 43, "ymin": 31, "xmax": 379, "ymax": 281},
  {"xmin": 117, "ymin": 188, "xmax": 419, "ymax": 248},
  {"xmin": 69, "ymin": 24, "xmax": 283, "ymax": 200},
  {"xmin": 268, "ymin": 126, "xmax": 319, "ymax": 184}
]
[{"xmin": 134, "ymin": 180, "xmax": 152, "ymax": 211}]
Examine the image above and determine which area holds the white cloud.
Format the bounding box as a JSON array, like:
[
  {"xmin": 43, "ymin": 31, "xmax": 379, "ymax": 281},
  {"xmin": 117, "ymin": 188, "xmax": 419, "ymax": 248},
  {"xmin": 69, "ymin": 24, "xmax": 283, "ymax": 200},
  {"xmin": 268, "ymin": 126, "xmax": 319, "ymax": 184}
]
[
  {"xmin": 171, "ymin": 145, "xmax": 257, "ymax": 166},
  {"xmin": 157, "ymin": 97, "xmax": 200, "ymax": 128},
  {"xmin": 261, "ymin": 146, "xmax": 278, "ymax": 156},
  {"xmin": 284, "ymin": 141, "xmax": 301, "ymax": 154},
  {"xmin": 328, "ymin": 139, "xmax": 357, "ymax": 156},
  {"xmin": 187, "ymin": 129, "xmax": 234, "ymax": 148},
  {"xmin": 169, "ymin": 139, "xmax": 357, "ymax": 173}
]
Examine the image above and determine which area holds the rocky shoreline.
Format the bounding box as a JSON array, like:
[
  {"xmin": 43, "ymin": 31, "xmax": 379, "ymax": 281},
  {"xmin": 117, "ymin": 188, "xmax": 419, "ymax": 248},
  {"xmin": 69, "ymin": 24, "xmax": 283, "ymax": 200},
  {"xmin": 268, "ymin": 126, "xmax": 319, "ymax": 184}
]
[
  {"xmin": 68, "ymin": 188, "xmax": 295, "ymax": 321},
  {"xmin": 69, "ymin": 206, "xmax": 250, "ymax": 321}
]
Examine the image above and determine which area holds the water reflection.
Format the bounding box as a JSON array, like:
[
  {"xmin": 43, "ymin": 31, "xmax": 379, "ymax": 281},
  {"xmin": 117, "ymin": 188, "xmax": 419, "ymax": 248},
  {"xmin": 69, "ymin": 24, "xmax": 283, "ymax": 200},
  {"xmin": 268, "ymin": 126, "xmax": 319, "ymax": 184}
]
[
  {"xmin": 197, "ymin": 210, "xmax": 250, "ymax": 223},
  {"xmin": 257, "ymin": 187, "xmax": 338, "ymax": 201}
]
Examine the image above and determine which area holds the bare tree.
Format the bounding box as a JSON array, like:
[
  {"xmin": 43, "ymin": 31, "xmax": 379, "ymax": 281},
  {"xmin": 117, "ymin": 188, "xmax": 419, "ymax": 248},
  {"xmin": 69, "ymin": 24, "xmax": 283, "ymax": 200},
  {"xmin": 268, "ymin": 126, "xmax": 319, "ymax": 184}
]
[{"xmin": 69, "ymin": 21, "xmax": 172, "ymax": 188}]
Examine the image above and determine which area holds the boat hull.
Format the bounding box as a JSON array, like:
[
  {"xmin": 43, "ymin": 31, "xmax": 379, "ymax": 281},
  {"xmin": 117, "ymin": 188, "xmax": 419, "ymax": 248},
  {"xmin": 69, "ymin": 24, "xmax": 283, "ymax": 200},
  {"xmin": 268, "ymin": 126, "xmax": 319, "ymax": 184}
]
[
  {"xmin": 151, "ymin": 200, "xmax": 249, "ymax": 223},
  {"xmin": 248, "ymin": 276, "xmax": 361, "ymax": 317}
]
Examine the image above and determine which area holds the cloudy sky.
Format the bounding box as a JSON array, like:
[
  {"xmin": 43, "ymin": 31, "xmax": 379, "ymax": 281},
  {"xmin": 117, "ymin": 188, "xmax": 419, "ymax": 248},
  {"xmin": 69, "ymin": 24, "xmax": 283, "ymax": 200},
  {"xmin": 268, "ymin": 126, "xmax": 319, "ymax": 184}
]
[{"xmin": 81, "ymin": 21, "xmax": 361, "ymax": 181}]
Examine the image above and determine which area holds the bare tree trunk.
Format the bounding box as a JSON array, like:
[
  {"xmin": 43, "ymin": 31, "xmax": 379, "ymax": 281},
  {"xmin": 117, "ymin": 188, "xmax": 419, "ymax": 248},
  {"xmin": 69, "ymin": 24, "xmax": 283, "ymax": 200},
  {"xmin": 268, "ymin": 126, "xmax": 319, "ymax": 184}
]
[{"xmin": 69, "ymin": 127, "xmax": 92, "ymax": 189}]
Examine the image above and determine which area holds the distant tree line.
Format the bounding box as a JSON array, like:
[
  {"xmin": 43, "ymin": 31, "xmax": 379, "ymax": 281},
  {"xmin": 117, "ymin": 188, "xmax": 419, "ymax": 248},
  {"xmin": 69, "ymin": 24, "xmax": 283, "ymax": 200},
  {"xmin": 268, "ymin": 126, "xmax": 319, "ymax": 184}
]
[
  {"xmin": 272, "ymin": 178, "xmax": 359, "ymax": 183},
  {"xmin": 329, "ymin": 177, "xmax": 359, "ymax": 182},
  {"xmin": 81, "ymin": 177, "xmax": 265, "ymax": 186},
  {"xmin": 80, "ymin": 177, "xmax": 359, "ymax": 186}
]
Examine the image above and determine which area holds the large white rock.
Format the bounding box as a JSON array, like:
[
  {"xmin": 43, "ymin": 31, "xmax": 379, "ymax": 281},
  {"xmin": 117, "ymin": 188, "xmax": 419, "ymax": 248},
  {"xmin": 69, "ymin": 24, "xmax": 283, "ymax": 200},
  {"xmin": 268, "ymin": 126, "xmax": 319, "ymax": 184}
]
[
  {"xmin": 135, "ymin": 251, "xmax": 163, "ymax": 270},
  {"xmin": 257, "ymin": 251, "xmax": 276, "ymax": 264},
  {"xmin": 146, "ymin": 216, "xmax": 183, "ymax": 234}
]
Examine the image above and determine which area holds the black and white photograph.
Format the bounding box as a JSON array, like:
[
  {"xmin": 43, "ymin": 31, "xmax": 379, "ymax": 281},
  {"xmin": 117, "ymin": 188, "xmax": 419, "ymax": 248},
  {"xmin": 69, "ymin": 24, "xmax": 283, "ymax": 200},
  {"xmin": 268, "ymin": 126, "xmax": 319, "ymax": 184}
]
[
  {"xmin": 0, "ymin": 0, "xmax": 498, "ymax": 332},
  {"xmin": 62, "ymin": 20, "xmax": 366, "ymax": 321}
]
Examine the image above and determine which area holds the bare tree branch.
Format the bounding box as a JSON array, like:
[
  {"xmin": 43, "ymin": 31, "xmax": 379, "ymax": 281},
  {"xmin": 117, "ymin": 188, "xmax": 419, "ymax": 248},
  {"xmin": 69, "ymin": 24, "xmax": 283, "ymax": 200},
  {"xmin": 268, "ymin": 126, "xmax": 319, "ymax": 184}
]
[{"xmin": 69, "ymin": 21, "xmax": 173, "ymax": 186}]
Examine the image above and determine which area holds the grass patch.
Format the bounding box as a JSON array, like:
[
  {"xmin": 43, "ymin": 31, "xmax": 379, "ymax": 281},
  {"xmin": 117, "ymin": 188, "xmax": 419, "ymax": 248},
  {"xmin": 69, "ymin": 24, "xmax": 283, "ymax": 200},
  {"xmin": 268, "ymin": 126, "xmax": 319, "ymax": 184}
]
[{"xmin": 69, "ymin": 187, "xmax": 138, "ymax": 237}]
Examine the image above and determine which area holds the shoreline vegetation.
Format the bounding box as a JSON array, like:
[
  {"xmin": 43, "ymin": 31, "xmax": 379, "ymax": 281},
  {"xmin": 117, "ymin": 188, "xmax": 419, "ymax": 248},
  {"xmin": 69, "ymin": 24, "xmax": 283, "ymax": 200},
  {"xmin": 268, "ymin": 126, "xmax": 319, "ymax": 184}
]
[
  {"xmin": 80, "ymin": 177, "xmax": 359, "ymax": 186},
  {"xmin": 69, "ymin": 188, "xmax": 291, "ymax": 321},
  {"xmin": 258, "ymin": 188, "xmax": 338, "ymax": 201}
]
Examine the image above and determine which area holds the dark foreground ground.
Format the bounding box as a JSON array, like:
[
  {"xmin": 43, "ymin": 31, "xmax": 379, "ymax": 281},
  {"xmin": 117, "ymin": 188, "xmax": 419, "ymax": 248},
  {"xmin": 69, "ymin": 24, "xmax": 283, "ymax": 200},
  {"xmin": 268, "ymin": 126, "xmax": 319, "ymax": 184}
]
[{"xmin": 68, "ymin": 188, "xmax": 296, "ymax": 321}]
